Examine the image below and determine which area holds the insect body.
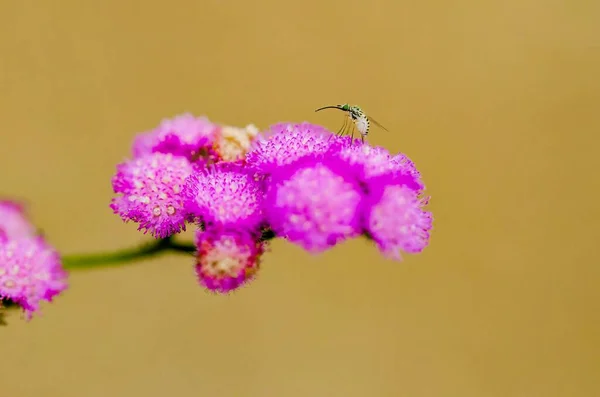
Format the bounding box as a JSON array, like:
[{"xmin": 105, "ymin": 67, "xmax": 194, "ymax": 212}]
[{"xmin": 315, "ymin": 103, "xmax": 388, "ymax": 143}]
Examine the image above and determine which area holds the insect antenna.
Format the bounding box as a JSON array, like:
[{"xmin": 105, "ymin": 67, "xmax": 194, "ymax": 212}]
[{"xmin": 315, "ymin": 105, "xmax": 345, "ymax": 113}]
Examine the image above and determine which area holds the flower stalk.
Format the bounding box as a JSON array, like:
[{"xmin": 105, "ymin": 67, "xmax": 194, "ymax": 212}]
[
  {"xmin": 61, "ymin": 229, "xmax": 276, "ymax": 270},
  {"xmin": 61, "ymin": 236, "xmax": 195, "ymax": 270}
]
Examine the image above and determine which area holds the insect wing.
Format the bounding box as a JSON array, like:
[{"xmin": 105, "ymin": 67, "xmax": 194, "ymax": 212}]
[{"xmin": 367, "ymin": 115, "xmax": 389, "ymax": 132}]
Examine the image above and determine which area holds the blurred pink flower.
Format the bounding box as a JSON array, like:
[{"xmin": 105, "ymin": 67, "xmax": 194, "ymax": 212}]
[
  {"xmin": 364, "ymin": 175, "xmax": 433, "ymax": 260},
  {"xmin": 0, "ymin": 237, "xmax": 68, "ymax": 319},
  {"xmin": 265, "ymin": 155, "xmax": 363, "ymax": 253},
  {"xmin": 132, "ymin": 113, "xmax": 220, "ymax": 163},
  {"xmin": 0, "ymin": 200, "xmax": 36, "ymax": 241}
]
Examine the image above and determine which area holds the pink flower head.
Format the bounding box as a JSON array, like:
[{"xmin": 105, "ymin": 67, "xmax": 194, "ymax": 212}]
[
  {"xmin": 336, "ymin": 140, "xmax": 424, "ymax": 191},
  {"xmin": 0, "ymin": 200, "xmax": 36, "ymax": 241},
  {"xmin": 391, "ymin": 153, "xmax": 423, "ymax": 189},
  {"xmin": 183, "ymin": 162, "xmax": 264, "ymax": 232},
  {"xmin": 364, "ymin": 175, "xmax": 433, "ymax": 260},
  {"xmin": 110, "ymin": 152, "xmax": 193, "ymax": 238},
  {"xmin": 132, "ymin": 113, "xmax": 220, "ymax": 162},
  {"xmin": 195, "ymin": 229, "xmax": 264, "ymax": 294},
  {"xmin": 0, "ymin": 237, "xmax": 68, "ymax": 319},
  {"xmin": 265, "ymin": 154, "xmax": 363, "ymax": 253},
  {"xmin": 245, "ymin": 122, "xmax": 339, "ymax": 173}
]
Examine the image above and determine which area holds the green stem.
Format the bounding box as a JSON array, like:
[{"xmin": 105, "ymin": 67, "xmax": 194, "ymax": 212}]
[
  {"xmin": 61, "ymin": 229, "xmax": 276, "ymax": 270},
  {"xmin": 62, "ymin": 237, "xmax": 195, "ymax": 270}
]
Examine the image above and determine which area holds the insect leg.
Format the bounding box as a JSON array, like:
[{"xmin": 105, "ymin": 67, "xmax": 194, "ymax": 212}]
[
  {"xmin": 344, "ymin": 115, "xmax": 352, "ymax": 137},
  {"xmin": 329, "ymin": 116, "xmax": 347, "ymax": 141},
  {"xmin": 336, "ymin": 115, "xmax": 348, "ymax": 137}
]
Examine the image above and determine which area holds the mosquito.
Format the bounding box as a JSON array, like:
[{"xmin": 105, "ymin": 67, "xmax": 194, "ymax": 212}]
[{"xmin": 314, "ymin": 103, "xmax": 389, "ymax": 143}]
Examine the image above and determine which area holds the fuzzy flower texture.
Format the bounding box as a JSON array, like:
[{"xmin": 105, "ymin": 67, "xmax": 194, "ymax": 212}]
[
  {"xmin": 111, "ymin": 114, "xmax": 433, "ymax": 294},
  {"xmin": 0, "ymin": 201, "xmax": 68, "ymax": 319}
]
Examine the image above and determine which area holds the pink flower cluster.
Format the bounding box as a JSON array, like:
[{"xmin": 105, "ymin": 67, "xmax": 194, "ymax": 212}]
[
  {"xmin": 0, "ymin": 201, "xmax": 68, "ymax": 319},
  {"xmin": 111, "ymin": 114, "xmax": 433, "ymax": 294}
]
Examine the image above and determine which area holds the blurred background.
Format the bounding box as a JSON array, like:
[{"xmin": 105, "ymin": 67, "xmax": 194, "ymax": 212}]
[{"xmin": 1, "ymin": 0, "xmax": 598, "ymax": 396}]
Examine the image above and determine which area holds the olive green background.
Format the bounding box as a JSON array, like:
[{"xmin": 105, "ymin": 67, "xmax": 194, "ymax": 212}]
[{"xmin": 1, "ymin": 1, "xmax": 598, "ymax": 396}]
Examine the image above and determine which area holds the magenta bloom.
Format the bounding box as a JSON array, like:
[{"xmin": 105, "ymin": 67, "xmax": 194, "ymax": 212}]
[
  {"xmin": 391, "ymin": 153, "xmax": 423, "ymax": 189},
  {"xmin": 132, "ymin": 113, "xmax": 219, "ymax": 162},
  {"xmin": 110, "ymin": 153, "xmax": 193, "ymax": 238},
  {"xmin": 0, "ymin": 237, "xmax": 68, "ymax": 319},
  {"xmin": 195, "ymin": 229, "xmax": 264, "ymax": 293},
  {"xmin": 337, "ymin": 141, "xmax": 424, "ymax": 191},
  {"xmin": 183, "ymin": 162, "xmax": 264, "ymax": 231},
  {"xmin": 265, "ymin": 155, "xmax": 363, "ymax": 253},
  {"xmin": 364, "ymin": 175, "xmax": 433, "ymax": 260},
  {"xmin": 245, "ymin": 122, "xmax": 339, "ymax": 172},
  {"xmin": 0, "ymin": 200, "xmax": 36, "ymax": 241}
]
